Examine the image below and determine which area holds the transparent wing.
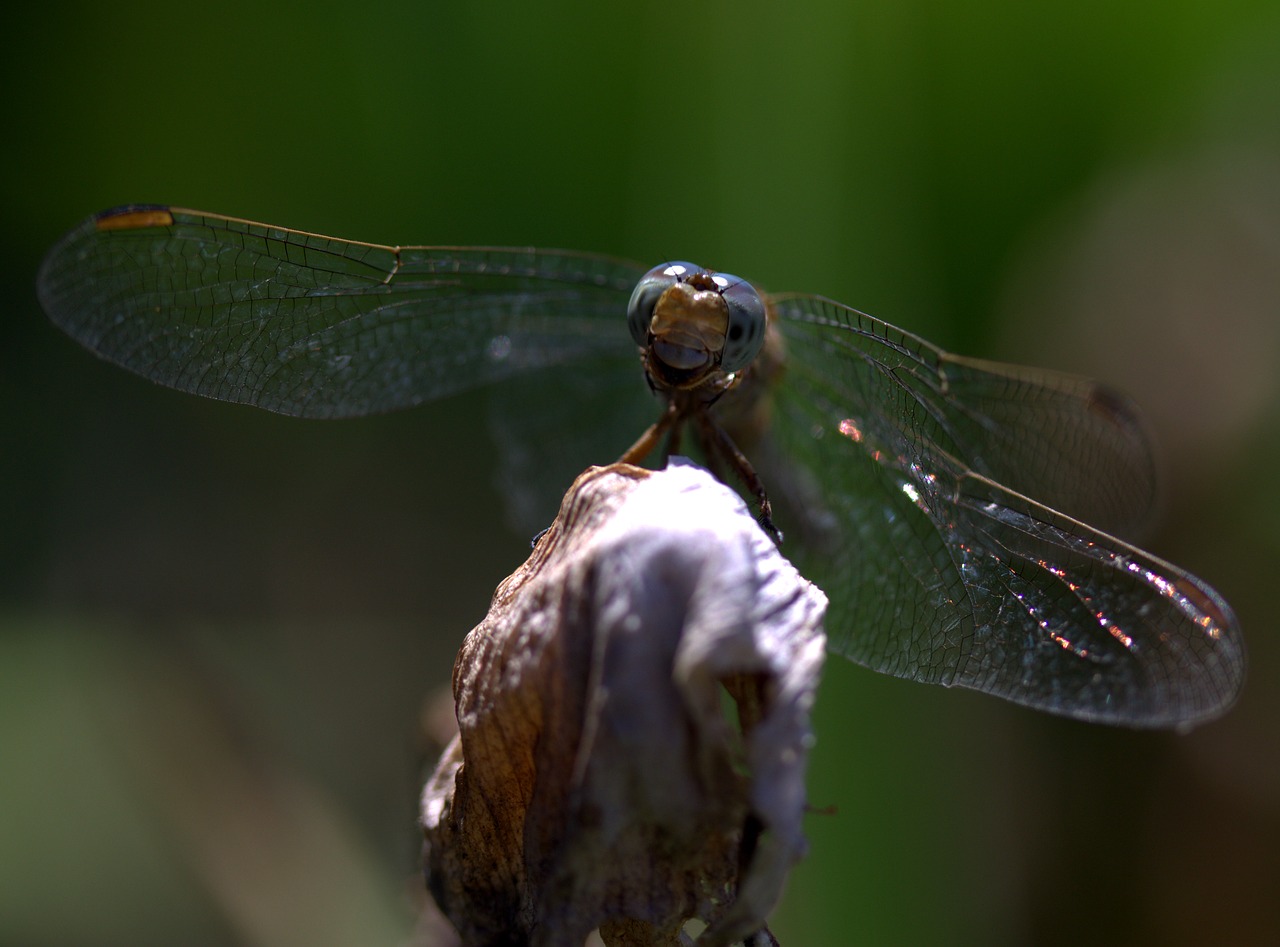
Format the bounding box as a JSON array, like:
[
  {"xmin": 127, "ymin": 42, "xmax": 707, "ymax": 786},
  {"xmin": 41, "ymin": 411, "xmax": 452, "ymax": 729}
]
[
  {"xmin": 764, "ymin": 293, "xmax": 1244, "ymax": 726},
  {"xmin": 37, "ymin": 206, "xmax": 646, "ymax": 418},
  {"xmin": 487, "ymin": 354, "xmax": 659, "ymax": 536},
  {"xmin": 769, "ymin": 292, "xmax": 1160, "ymax": 539},
  {"xmin": 39, "ymin": 210, "xmax": 1244, "ymax": 725}
]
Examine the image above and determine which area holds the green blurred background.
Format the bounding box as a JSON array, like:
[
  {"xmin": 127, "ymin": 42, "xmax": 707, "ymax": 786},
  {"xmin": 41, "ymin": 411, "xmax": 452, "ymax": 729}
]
[{"xmin": 3, "ymin": 1, "xmax": 1278, "ymax": 944}]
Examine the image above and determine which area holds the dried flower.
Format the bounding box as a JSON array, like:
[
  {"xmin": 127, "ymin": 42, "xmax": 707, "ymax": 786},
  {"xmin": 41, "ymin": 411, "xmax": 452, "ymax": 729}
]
[{"xmin": 422, "ymin": 461, "xmax": 827, "ymax": 946}]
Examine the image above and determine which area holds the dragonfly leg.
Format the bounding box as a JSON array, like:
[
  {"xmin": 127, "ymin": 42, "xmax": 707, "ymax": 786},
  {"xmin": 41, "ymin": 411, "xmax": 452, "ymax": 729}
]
[
  {"xmin": 693, "ymin": 412, "xmax": 782, "ymax": 545},
  {"xmin": 689, "ymin": 417, "xmax": 729, "ymax": 485},
  {"xmin": 618, "ymin": 401, "xmax": 679, "ymax": 466}
]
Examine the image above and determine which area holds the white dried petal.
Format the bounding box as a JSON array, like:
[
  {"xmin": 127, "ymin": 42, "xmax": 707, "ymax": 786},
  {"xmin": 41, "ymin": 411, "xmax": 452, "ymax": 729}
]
[{"xmin": 422, "ymin": 461, "xmax": 827, "ymax": 946}]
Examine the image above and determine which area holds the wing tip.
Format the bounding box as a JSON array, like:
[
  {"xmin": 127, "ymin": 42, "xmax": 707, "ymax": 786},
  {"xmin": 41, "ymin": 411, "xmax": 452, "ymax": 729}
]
[{"xmin": 1087, "ymin": 382, "xmax": 1146, "ymax": 435}]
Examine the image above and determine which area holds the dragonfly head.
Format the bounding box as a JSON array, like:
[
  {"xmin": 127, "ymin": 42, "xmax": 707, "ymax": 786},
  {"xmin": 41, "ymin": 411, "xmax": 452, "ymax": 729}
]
[{"xmin": 627, "ymin": 262, "xmax": 767, "ymax": 390}]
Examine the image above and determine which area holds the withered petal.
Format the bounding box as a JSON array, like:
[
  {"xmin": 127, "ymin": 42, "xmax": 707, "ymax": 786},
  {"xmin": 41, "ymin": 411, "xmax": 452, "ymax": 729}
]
[{"xmin": 422, "ymin": 460, "xmax": 827, "ymax": 946}]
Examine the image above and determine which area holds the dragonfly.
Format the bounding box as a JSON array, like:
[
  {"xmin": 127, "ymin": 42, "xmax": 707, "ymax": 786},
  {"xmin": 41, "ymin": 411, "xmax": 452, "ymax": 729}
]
[{"xmin": 37, "ymin": 205, "xmax": 1245, "ymax": 729}]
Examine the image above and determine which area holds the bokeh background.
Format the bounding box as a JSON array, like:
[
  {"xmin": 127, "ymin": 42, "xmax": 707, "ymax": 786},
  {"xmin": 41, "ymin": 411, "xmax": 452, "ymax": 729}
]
[{"xmin": 3, "ymin": 1, "xmax": 1278, "ymax": 944}]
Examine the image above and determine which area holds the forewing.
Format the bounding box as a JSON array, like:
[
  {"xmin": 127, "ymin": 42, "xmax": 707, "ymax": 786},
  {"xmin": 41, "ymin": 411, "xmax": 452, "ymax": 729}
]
[
  {"xmin": 765, "ymin": 293, "xmax": 1243, "ymax": 725},
  {"xmin": 769, "ymin": 293, "xmax": 1159, "ymax": 538},
  {"xmin": 37, "ymin": 206, "xmax": 645, "ymax": 418}
]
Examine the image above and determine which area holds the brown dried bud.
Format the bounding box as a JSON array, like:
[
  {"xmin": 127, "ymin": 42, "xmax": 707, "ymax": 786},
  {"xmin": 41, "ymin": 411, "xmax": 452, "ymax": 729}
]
[{"xmin": 422, "ymin": 461, "xmax": 827, "ymax": 946}]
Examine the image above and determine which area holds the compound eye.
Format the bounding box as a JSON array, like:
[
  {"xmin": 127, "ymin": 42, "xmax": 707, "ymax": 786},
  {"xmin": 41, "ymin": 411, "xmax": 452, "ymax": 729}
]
[
  {"xmin": 716, "ymin": 273, "xmax": 767, "ymax": 372},
  {"xmin": 627, "ymin": 261, "xmax": 699, "ymax": 346}
]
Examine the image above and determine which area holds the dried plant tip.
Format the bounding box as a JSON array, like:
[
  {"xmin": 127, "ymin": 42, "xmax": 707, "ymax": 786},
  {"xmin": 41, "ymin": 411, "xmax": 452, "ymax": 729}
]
[{"xmin": 421, "ymin": 460, "xmax": 827, "ymax": 946}]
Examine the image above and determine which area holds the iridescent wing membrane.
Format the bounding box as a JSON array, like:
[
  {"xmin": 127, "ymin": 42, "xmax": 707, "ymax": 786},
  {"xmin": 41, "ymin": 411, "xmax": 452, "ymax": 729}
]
[
  {"xmin": 38, "ymin": 207, "xmax": 1244, "ymax": 726},
  {"xmin": 765, "ymin": 296, "xmax": 1241, "ymax": 725}
]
